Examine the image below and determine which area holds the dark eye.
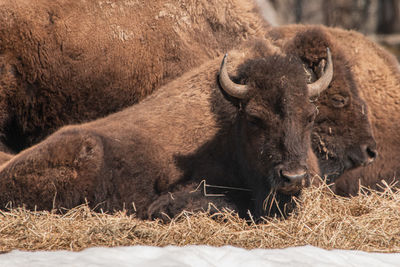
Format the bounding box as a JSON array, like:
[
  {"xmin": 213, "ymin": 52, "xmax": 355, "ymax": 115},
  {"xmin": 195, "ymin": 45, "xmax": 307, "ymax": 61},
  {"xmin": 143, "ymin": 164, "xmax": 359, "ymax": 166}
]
[
  {"xmin": 247, "ymin": 114, "xmax": 264, "ymax": 128},
  {"xmin": 330, "ymin": 94, "xmax": 349, "ymax": 108}
]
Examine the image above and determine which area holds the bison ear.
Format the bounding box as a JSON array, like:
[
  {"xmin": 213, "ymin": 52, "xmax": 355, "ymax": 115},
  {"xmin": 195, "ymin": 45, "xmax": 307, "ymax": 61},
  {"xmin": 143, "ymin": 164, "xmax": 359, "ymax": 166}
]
[
  {"xmin": 303, "ymin": 64, "xmax": 317, "ymax": 83},
  {"xmin": 307, "ymin": 48, "xmax": 333, "ymax": 98},
  {"xmin": 303, "ymin": 57, "xmax": 327, "ymax": 83},
  {"xmin": 315, "ymin": 58, "xmax": 327, "ymax": 78}
]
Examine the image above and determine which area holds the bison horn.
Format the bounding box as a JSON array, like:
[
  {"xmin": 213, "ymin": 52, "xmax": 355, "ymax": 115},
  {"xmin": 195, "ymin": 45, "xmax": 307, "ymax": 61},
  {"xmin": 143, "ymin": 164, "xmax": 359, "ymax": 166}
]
[
  {"xmin": 307, "ymin": 47, "xmax": 333, "ymax": 97},
  {"xmin": 219, "ymin": 54, "xmax": 249, "ymax": 99}
]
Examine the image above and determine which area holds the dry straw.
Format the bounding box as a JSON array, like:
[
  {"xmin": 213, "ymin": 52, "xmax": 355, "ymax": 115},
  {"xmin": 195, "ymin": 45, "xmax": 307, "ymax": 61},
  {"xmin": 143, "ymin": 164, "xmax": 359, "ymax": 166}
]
[{"xmin": 1, "ymin": 180, "xmax": 400, "ymax": 252}]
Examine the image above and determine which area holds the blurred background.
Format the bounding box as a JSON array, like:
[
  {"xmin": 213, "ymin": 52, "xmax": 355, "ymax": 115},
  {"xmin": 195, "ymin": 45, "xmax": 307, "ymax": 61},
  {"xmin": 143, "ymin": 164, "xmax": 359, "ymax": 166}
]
[{"xmin": 260, "ymin": 0, "xmax": 400, "ymax": 59}]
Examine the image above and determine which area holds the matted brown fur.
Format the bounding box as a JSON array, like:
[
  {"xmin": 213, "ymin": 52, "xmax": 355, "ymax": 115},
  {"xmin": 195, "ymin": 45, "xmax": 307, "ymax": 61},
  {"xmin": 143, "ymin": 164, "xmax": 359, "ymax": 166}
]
[
  {"xmin": 1, "ymin": 182, "xmax": 399, "ymax": 252},
  {"xmin": 0, "ymin": 0, "xmax": 267, "ymax": 152}
]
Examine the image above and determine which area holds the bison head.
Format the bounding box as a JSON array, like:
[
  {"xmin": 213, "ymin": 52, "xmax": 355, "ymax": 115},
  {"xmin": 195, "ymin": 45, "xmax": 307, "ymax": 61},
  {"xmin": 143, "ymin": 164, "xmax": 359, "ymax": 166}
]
[
  {"xmin": 311, "ymin": 54, "xmax": 377, "ymax": 182},
  {"xmin": 218, "ymin": 48, "xmax": 332, "ymax": 217}
]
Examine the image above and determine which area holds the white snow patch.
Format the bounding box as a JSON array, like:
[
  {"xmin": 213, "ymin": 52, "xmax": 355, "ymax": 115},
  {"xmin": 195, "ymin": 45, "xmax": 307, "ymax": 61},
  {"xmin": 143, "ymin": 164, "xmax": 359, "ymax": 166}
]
[{"xmin": 1, "ymin": 245, "xmax": 400, "ymax": 267}]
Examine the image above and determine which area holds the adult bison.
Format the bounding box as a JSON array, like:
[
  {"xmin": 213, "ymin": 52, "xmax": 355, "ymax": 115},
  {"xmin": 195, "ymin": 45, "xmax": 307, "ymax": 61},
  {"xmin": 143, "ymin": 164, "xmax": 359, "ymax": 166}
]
[
  {"xmin": 0, "ymin": 0, "xmax": 267, "ymax": 152},
  {"xmin": 0, "ymin": 39, "xmax": 333, "ymax": 219},
  {"xmin": 265, "ymin": 25, "xmax": 379, "ymax": 188},
  {"xmin": 152, "ymin": 26, "xmax": 383, "ymax": 215},
  {"xmin": 318, "ymin": 29, "xmax": 400, "ymax": 196}
]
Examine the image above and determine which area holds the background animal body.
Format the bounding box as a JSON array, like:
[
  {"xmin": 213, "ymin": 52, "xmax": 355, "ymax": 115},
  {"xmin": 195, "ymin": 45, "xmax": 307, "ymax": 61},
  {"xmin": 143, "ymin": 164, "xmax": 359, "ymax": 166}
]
[
  {"xmin": 0, "ymin": 42, "xmax": 321, "ymax": 220},
  {"xmin": 0, "ymin": 0, "xmax": 267, "ymax": 152}
]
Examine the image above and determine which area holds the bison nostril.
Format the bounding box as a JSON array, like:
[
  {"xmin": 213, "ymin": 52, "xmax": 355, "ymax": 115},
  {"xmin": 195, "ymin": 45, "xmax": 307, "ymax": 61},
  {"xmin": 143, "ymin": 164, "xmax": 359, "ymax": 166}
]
[{"xmin": 366, "ymin": 147, "xmax": 377, "ymax": 160}]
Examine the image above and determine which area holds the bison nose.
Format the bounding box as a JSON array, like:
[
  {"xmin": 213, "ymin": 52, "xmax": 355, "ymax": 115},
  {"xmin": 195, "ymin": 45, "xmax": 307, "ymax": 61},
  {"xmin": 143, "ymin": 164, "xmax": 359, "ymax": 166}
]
[
  {"xmin": 280, "ymin": 168, "xmax": 307, "ymax": 183},
  {"xmin": 276, "ymin": 165, "xmax": 308, "ymax": 194},
  {"xmin": 362, "ymin": 144, "xmax": 377, "ymax": 165}
]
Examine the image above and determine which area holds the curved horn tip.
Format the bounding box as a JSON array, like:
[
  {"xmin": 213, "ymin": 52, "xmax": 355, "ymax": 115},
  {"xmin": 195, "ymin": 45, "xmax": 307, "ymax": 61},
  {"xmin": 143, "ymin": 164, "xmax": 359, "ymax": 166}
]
[
  {"xmin": 326, "ymin": 47, "xmax": 332, "ymax": 59},
  {"xmin": 220, "ymin": 54, "xmax": 228, "ymax": 73}
]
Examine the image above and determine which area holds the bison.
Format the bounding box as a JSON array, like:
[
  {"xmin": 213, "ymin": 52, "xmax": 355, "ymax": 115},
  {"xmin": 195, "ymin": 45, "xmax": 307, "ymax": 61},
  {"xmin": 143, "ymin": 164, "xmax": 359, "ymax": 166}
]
[
  {"xmin": 153, "ymin": 26, "xmax": 384, "ymax": 215},
  {"xmin": 0, "ymin": 0, "xmax": 267, "ymax": 152},
  {"xmin": 0, "ymin": 39, "xmax": 333, "ymax": 219},
  {"xmin": 265, "ymin": 25, "xmax": 378, "ymax": 187},
  {"xmin": 319, "ymin": 28, "xmax": 400, "ymax": 196}
]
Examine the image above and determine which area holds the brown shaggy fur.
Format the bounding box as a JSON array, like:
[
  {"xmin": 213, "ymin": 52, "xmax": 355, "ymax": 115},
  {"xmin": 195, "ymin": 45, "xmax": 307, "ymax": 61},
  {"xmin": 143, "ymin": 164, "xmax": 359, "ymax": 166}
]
[
  {"xmin": 0, "ymin": 40, "xmax": 320, "ymax": 220},
  {"xmin": 265, "ymin": 25, "xmax": 378, "ymax": 186},
  {"xmin": 266, "ymin": 25, "xmax": 400, "ymax": 195},
  {"xmin": 0, "ymin": 0, "xmax": 267, "ymax": 152}
]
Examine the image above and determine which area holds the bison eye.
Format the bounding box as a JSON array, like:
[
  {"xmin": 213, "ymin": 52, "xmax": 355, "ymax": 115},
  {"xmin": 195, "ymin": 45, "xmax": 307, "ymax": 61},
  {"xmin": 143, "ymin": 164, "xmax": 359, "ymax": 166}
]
[
  {"xmin": 247, "ymin": 114, "xmax": 265, "ymax": 129},
  {"xmin": 330, "ymin": 94, "xmax": 349, "ymax": 108}
]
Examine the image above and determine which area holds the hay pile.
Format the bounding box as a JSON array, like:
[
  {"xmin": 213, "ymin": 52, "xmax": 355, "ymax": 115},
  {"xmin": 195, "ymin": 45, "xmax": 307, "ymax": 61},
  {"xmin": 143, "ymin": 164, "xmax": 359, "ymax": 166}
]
[{"xmin": 1, "ymin": 181, "xmax": 400, "ymax": 253}]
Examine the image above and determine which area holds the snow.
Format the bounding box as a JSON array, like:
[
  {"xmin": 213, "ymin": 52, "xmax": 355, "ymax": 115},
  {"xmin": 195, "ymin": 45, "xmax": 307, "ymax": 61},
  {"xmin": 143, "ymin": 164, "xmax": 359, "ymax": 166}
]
[{"xmin": 1, "ymin": 245, "xmax": 400, "ymax": 267}]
